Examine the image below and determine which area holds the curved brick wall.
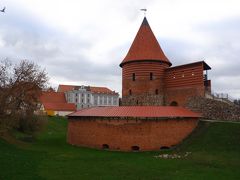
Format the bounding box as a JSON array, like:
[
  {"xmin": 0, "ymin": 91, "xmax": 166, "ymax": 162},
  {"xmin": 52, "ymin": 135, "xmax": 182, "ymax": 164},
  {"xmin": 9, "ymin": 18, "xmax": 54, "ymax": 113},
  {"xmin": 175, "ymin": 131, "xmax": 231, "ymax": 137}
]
[
  {"xmin": 67, "ymin": 118, "xmax": 198, "ymax": 151},
  {"xmin": 122, "ymin": 61, "xmax": 169, "ymax": 97}
]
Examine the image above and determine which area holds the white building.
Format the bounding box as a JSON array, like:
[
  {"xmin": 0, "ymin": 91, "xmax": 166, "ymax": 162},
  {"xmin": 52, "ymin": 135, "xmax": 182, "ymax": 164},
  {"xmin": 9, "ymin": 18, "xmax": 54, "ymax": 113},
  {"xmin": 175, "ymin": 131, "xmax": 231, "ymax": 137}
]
[{"xmin": 58, "ymin": 85, "xmax": 119, "ymax": 110}]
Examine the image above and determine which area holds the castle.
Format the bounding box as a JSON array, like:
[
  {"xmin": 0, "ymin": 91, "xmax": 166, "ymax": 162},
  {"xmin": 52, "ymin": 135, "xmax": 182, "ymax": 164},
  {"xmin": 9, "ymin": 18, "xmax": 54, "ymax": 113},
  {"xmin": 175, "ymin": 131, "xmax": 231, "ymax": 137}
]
[
  {"xmin": 121, "ymin": 17, "xmax": 211, "ymax": 106},
  {"xmin": 67, "ymin": 17, "xmax": 208, "ymax": 151}
]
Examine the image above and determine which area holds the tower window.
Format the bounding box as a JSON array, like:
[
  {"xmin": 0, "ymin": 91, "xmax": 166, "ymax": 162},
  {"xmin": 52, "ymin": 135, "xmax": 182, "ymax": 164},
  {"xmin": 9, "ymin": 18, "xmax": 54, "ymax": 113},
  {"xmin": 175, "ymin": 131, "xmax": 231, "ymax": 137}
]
[
  {"xmin": 155, "ymin": 89, "xmax": 159, "ymax": 95},
  {"xmin": 182, "ymin": 71, "xmax": 185, "ymax": 77},
  {"xmin": 150, "ymin": 72, "xmax": 153, "ymax": 80},
  {"xmin": 129, "ymin": 89, "xmax": 132, "ymax": 95},
  {"xmin": 132, "ymin": 73, "xmax": 135, "ymax": 81}
]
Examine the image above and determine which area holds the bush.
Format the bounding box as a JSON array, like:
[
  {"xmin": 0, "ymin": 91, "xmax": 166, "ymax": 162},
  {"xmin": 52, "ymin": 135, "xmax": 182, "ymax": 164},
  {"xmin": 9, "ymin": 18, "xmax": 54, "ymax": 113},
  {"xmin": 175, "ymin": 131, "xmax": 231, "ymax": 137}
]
[{"xmin": 18, "ymin": 115, "xmax": 48, "ymax": 134}]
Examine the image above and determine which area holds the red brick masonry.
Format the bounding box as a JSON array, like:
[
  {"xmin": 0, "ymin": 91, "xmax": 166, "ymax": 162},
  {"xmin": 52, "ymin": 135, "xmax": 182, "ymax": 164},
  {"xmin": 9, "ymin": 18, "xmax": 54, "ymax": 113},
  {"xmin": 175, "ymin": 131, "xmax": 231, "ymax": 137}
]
[
  {"xmin": 67, "ymin": 106, "xmax": 200, "ymax": 151},
  {"xmin": 67, "ymin": 117, "xmax": 198, "ymax": 151}
]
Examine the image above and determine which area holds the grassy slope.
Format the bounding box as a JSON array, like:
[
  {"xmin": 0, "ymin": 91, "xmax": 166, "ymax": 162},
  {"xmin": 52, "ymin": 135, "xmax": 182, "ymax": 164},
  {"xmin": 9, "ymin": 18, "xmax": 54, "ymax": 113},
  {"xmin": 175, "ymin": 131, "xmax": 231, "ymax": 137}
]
[{"xmin": 0, "ymin": 117, "xmax": 240, "ymax": 180}]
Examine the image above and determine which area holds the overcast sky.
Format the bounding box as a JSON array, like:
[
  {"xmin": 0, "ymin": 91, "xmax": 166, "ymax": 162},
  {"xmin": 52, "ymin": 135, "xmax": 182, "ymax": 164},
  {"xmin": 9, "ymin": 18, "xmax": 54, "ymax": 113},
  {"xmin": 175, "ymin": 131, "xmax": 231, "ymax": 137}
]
[{"xmin": 0, "ymin": 0, "xmax": 240, "ymax": 99}]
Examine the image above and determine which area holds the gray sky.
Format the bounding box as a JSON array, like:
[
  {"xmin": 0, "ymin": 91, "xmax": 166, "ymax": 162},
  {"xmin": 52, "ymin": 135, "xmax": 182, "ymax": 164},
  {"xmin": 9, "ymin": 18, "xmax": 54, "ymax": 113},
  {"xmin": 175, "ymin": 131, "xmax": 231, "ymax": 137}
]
[{"xmin": 1, "ymin": 0, "xmax": 240, "ymax": 99}]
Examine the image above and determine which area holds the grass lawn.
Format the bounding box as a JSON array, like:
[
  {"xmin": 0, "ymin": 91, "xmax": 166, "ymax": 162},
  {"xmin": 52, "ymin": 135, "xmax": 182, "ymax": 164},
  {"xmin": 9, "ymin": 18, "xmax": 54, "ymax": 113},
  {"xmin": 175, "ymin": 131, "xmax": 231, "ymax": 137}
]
[{"xmin": 0, "ymin": 117, "xmax": 240, "ymax": 180}]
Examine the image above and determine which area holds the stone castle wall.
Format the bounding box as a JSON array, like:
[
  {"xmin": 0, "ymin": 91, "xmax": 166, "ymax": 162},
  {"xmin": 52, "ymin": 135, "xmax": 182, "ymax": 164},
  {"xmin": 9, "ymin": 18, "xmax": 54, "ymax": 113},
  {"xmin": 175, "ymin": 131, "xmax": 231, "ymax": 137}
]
[
  {"xmin": 121, "ymin": 87, "xmax": 205, "ymax": 106},
  {"xmin": 186, "ymin": 96, "xmax": 240, "ymax": 121},
  {"xmin": 121, "ymin": 93, "xmax": 164, "ymax": 106}
]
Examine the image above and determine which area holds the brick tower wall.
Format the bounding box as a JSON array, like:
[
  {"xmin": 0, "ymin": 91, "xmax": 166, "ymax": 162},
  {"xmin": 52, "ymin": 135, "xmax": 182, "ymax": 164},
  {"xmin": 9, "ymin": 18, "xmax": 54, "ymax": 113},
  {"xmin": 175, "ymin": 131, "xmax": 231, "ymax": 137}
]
[
  {"xmin": 67, "ymin": 117, "xmax": 199, "ymax": 151},
  {"xmin": 122, "ymin": 61, "xmax": 169, "ymax": 105},
  {"xmin": 164, "ymin": 63, "xmax": 205, "ymax": 106}
]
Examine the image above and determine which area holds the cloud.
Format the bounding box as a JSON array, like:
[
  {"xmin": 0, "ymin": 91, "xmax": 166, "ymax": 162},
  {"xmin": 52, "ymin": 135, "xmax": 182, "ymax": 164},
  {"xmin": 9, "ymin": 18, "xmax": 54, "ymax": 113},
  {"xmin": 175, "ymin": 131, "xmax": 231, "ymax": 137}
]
[
  {"xmin": 0, "ymin": 0, "xmax": 240, "ymax": 98},
  {"xmin": 0, "ymin": 6, "xmax": 122, "ymax": 92},
  {"xmin": 156, "ymin": 17, "xmax": 240, "ymax": 98}
]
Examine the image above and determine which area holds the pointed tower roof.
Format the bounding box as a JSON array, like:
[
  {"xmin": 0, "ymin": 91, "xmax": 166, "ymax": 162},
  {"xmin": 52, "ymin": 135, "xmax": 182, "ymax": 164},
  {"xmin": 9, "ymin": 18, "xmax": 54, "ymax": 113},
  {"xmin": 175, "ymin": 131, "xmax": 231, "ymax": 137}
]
[{"xmin": 120, "ymin": 17, "xmax": 171, "ymax": 67}]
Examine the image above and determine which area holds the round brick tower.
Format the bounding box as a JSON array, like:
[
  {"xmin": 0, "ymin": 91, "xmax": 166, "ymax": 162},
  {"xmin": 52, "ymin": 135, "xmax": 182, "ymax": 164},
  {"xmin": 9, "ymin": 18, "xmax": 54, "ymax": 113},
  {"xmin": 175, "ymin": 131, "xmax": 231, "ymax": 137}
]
[{"xmin": 120, "ymin": 17, "xmax": 172, "ymax": 106}]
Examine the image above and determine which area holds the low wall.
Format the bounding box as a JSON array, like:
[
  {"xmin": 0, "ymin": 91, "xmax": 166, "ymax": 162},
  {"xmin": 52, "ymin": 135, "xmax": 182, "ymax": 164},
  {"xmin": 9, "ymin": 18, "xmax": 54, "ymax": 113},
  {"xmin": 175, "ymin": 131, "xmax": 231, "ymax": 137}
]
[
  {"xmin": 67, "ymin": 117, "xmax": 198, "ymax": 151},
  {"xmin": 186, "ymin": 96, "xmax": 240, "ymax": 121}
]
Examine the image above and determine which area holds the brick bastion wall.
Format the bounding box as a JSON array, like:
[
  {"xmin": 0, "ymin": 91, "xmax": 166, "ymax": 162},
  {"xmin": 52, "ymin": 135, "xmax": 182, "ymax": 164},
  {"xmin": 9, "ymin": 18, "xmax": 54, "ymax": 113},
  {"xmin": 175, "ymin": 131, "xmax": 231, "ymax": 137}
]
[{"xmin": 67, "ymin": 117, "xmax": 198, "ymax": 151}]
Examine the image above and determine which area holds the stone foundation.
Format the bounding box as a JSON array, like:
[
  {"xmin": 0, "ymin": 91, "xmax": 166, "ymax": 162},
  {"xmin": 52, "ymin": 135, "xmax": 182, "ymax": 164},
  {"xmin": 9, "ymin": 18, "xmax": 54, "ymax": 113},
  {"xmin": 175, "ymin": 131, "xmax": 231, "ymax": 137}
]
[
  {"xmin": 121, "ymin": 93, "xmax": 164, "ymax": 106},
  {"xmin": 186, "ymin": 96, "xmax": 240, "ymax": 121}
]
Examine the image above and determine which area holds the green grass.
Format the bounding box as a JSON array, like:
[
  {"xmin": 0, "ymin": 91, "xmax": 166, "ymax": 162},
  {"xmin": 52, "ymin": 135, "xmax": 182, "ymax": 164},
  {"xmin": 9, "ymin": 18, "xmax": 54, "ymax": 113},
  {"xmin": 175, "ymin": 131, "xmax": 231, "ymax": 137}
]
[{"xmin": 1, "ymin": 117, "xmax": 240, "ymax": 180}]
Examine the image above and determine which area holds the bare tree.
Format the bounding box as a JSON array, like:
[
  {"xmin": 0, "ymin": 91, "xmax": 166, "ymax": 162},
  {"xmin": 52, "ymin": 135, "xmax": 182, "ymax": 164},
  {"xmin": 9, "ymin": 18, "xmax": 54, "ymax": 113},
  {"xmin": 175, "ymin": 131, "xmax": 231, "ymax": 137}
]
[{"xmin": 0, "ymin": 59, "xmax": 48, "ymax": 133}]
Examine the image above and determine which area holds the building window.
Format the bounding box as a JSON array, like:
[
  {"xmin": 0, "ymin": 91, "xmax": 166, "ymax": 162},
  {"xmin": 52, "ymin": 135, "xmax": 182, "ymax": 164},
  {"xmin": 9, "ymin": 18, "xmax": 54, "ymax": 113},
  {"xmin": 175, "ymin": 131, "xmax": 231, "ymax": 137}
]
[
  {"xmin": 132, "ymin": 73, "xmax": 135, "ymax": 81},
  {"xmin": 104, "ymin": 96, "xmax": 107, "ymax": 104},
  {"xmin": 82, "ymin": 99, "xmax": 84, "ymax": 103},
  {"xmin": 131, "ymin": 146, "xmax": 140, "ymax": 151},
  {"xmin": 82, "ymin": 93, "xmax": 84, "ymax": 97},
  {"xmin": 129, "ymin": 89, "xmax": 132, "ymax": 95},
  {"xmin": 155, "ymin": 89, "xmax": 159, "ymax": 95},
  {"xmin": 182, "ymin": 71, "xmax": 185, "ymax": 77},
  {"xmin": 102, "ymin": 144, "xmax": 109, "ymax": 149},
  {"xmin": 75, "ymin": 93, "xmax": 78, "ymax": 97},
  {"xmin": 87, "ymin": 94, "xmax": 90, "ymax": 97},
  {"xmin": 94, "ymin": 99, "xmax": 98, "ymax": 105},
  {"xmin": 170, "ymin": 101, "xmax": 178, "ymax": 106},
  {"xmin": 75, "ymin": 98, "xmax": 78, "ymax": 103},
  {"xmin": 113, "ymin": 98, "xmax": 117, "ymax": 105},
  {"xmin": 160, "ymin": 146, "xmax": 170, "ymax": 150},
  {"xmin": 150, "ymin": 72, "xmax": 153, "ymax": 80}
]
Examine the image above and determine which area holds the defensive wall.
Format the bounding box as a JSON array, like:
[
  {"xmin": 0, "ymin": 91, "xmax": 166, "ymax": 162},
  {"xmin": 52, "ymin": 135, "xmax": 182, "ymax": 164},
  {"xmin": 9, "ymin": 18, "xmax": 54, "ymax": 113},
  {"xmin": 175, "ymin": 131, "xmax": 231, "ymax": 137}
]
[{"xmin": 67, "ymin": 117, "xmax": 198, "ymax": 151}]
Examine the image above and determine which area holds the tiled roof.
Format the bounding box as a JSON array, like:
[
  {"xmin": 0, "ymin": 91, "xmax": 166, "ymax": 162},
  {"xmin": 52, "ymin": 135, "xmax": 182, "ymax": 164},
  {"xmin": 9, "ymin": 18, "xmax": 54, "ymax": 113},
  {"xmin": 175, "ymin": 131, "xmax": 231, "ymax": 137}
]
[
  {"xmin": 57, "ymin": 84, "xmax": 118, "ymax": 94},
  {"xmin": 39, "ymin": 91, "xmax": 76, "ymax": 111},
  {"xmin": 166, "ymin": 61, "xmax": 211, "ymax": 71},
  {"xmin": 68, "ymin": 106, "xmax": 201, "ymax": 118},
  {"xmin": 40, "ymin": 91, "xmax": 66, "ymax": 103},
  {"xmin": 57, "ymin": 85, "xmax": 75, "ymax": 92},
  {"xmin": 90, "ymin": 87, "xmax": 116, "ymax": 94},
  {"xmin": 120, "ymin": 17, "xmax": 171, "ymax": 67},
  {"xmin": 43, "ymin": 103, "xmax": 76, "ymax": 111}
]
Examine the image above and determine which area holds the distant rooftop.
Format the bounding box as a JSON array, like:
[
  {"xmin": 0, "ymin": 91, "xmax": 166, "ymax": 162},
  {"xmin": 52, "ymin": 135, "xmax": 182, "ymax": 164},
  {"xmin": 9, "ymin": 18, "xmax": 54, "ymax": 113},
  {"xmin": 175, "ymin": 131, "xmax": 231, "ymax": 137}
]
[
  {"xmin": 39, "ymin": 91, "xmax": 76, "ymax": 111},
  {"xmin": 57, "ymin": 84, "xmax": 118, "ymax": 94}
]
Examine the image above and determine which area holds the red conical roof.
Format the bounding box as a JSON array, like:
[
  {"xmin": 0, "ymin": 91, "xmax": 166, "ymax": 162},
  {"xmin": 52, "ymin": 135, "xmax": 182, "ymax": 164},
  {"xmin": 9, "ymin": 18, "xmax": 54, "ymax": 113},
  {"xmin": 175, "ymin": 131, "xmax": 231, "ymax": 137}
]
[{"xmin": 120, "ymin": 17, "xmax": 171, "ymax": 67}]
